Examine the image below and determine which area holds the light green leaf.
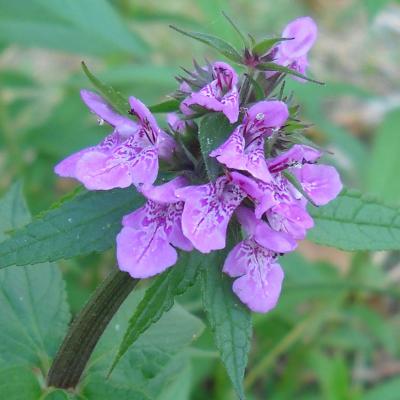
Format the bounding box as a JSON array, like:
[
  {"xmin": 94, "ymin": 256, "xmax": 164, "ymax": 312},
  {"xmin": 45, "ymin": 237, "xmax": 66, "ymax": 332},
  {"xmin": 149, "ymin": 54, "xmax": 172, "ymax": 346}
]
[
  {"xmin": 252, "ymin": 37, "xmax": 288, "ymax": 56},
  {"xmin": 0, "ymin": 187, "xmax": 143, "ymax": 268},
  {"xmin": 81, "ymin": 62, "xmax": 130, "ymax": 116},
  {"xmin": 0, "ymin": 0, "xmax": 148, "ymax": 57},
  {"xmin": 170, "ymin": 26, "xmax": 242, "ymax": 63},
  {"xmin": 0, "ymin": 366, "xmax": 42, "ymax": 400},
  {"xmin": 257, "ymin": 62, "xmax": 323, "ymax": 85},
  {"xmin": 0, "ymin": 183, "xmax": 70, "ymax": 370},
  {"xmin": 201, "ymin": 228, "xmax": 252, "ymax": 400},
  {"xmin": 109, "ymin": 251, "xmax": 203, "ymax": 374},
  {"xmin": 199, "ymin": 113, "xmax": 234, "ymax": 180},
  {"xmin": 367, "ymin": 109, "xmax": 400, "ymax": 203},
  {"xmin": 364, "ymin": 377, "xmax": 400, "ymax": 400},
  {"xmin": 309, "ymin": 188, "xmax": 400, "ymax": 251}
]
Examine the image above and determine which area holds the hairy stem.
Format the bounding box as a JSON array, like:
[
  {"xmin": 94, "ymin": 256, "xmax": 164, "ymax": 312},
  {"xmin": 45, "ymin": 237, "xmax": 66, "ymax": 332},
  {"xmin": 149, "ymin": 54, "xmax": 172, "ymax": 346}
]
[{"xmin": 47, "ymin": 268, "xmax": 138, "ymax": 389}]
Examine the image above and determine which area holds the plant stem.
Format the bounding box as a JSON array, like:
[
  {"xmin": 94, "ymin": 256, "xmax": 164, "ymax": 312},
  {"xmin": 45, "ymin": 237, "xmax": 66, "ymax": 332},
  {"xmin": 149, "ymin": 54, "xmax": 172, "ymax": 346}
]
[{"xmin": 47, "ymin": 268, "xmax": 138, "ymax": 389}]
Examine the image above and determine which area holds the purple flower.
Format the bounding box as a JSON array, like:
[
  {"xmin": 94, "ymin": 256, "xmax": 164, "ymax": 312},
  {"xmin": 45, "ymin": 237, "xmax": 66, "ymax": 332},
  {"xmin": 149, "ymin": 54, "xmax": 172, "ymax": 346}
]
[
  {"xmin": 273, "ymin": 16, "xmax": 317, "ymax": 78},
  {"xmin": 181, "ymin": 61, "xmax": 239, "ymax": 123},
  {"xmin": 55, "ymin": 90, "xmax": 176, "ymax": 190},
  {"xmin": 223, "ymin": 207, "xmax": 294, "ymax": 313},
  {"xmin": 116, "ymin": 177, "xmax": 192, "ymax": 278},
  {"xmin": 175, "ymin": 176, "xmax": 246, "ymax": 253},
  {"xmin": 210, "ymin": 101, "xmax": 289, "ymax": 182}
]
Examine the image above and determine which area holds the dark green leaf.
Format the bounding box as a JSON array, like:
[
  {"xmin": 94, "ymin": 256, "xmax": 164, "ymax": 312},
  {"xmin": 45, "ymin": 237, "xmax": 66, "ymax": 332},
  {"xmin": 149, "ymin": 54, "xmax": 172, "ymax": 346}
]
[
  {"xmin": 170, "ymin": 25, "xmax": 243, "ymax": 63},
  {"xmin": 201, "ymin": 227, "xmax": 252, "ymax": 400},
  {"xmin": 221, "ymin": 12, "xmax": 249, "ymax": 48},
  {"xmin": 199, "ymin": 113, "xmax": 234, "ymax": 180},
  {"xmin": 309, "ymin": 188, "xmax": 400, "ymax": 251},
  {"xmin": 0, "ymin": 187, "xmax": 143, "ymax": 268},
  {"xmin": 257, "ymin": 62, "xmax": 323, "ymax": 85},
  {"xmin": 109, "ymin": 251, "xmax": 203, "ymax": 374},
  {"xmin": 0, "ymin": 366, "xmax": 42, "ymax": 400},
  {"xmin": 81, "ymin": 62, "xmax": 130, "ymax": 116},
  {"xmin": 86, "ymin": 291, "xmax": 204, "ymax": 399},
  {"xmin": 149, "ymin": 98, "xmax": 180, "ymax": 113},
  {"xmin": 0, "ymin": 183, "xmax": 70, "ymax": 369}
]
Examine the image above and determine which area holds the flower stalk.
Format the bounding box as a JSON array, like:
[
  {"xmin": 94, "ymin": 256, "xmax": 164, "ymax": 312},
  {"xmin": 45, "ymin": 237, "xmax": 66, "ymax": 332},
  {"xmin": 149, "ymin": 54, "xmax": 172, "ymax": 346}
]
[{"xmin": 47, "ymin": 268, "xmax": 138, "ymax": 389}]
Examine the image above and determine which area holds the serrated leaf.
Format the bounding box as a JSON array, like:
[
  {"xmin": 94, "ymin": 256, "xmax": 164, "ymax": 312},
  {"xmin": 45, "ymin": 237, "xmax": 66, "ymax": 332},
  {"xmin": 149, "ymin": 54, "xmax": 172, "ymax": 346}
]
[
  {"xmin": 257, "ymin": 62, "xmax": 323, "ymax": 85},
  {"xmin": 252, "ymin": 37, "xmax": 288, "ymax": 56},
  {"xmin": 0, "ymin": 366, "xmax": 42, "ymax": 400},
  {"xmin": 308, "ymin": 188, "xmax": 400, "ymax": 251},
  {"xmin": 201, "ymin": 227, "xmax": 252, "ymax": 400},
  {"xmin": 86, "ymin": 290, "xmax": 204, "ymax": 399},
  {"xmin": 199, "ymin": 113, "xmax": 234, "ymax": 180},
  {"xmin": 149, "ymin": 98, "xmax": 180, "ymax": 113},
  {"xmin": 109, "ymin": 251, "xmax": 203, "ymax": 374},
  {"xmin": 170, "ymin": 25, "xmax": 243, "ymax": 63},
  {"xmin": 81, "ymin": 62, "xmax": 130, "ymax": 116},
  {"xmin": 0, "ymin": 183, "xmax": 70, "ymax": 370},
  {"xmin": 0, "ymin": 187, "xmax": 143, "ymax": 268}
]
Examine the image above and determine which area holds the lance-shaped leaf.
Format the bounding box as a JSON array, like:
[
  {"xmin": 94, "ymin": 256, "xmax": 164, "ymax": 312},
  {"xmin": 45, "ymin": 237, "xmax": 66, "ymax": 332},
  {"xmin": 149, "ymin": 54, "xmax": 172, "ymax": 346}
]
[
  {"xmin": 149, "ymin": 98, "xmax": 180, "ymax": 113},
  {"xmin": 201, "ymin": 225, "xmax": 252, "ymax": 400},
  {"xmin": 108, "ymin": 251, "xmax": 203, "ymax": 374},
  {"xmin": 252, "ymin": 37, "xmax": 290, "ymax": 56},
  {"xmin": 81, "ymin": 61, "xmax": 130, "ymax": 116},
  {"xmin": 257, "ymin": 62, "xmax": 324, "ymax": 85},
  {"xmin": 309, "ymin": 188, "xmax": 400, "ymax": 251},
  {"xmin": 170, "ymin": 25, "xmax": 243, "ymax": 64},
  {"xmin": 0, "ymin": 187, "xmax": 143, "ymax": 268},
  {"xmin": 199, "ymin": 113, "xmax": 234, "ymax": 180}
]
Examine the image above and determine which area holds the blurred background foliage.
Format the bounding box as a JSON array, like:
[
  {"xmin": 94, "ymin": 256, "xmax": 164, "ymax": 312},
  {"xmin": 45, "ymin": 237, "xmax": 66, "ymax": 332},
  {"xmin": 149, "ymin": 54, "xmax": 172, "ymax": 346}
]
[{"xmin": 1, "ymin": 0, "xmax": 400, "ymax": 399}]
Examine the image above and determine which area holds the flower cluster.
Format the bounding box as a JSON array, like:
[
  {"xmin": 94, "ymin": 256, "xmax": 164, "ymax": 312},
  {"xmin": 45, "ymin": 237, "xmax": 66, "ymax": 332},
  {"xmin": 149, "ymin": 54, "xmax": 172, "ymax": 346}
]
[{"xmin": 55, "ymin": 16, "xmax": 342, "ymax": 313}]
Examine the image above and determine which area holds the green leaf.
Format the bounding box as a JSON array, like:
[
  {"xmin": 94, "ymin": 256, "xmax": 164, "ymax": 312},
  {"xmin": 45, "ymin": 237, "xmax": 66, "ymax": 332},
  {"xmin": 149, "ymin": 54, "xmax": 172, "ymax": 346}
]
[
  {"xmin": 199, "ymin": 113, "xmax": 234, "ymax": 180},
  {"xmin": 0, "ymin": 183, "xmax": 70, "ymax": 370},
  {"xmin": 257, "ymin": 62, "xmax": 323, "ymax": 85},
  {"xmin": 149, "ymin": 98, "xmax": 181, "ymax": 113},
  {"xmin": 0, "ymin": 187, "xmax": 143, "ymax": 268},
  {"xmin": 364, "ymin": 377, "xmax": 400, "ymax": 400},
  {"xmin": 367, "ymin": 109, "xmax": 400, "ymax": 203},
  {"xmin": 252, "ymin": 37, "xmax": 288, "ymax": 56},
  {"xmin": 308, "ymin": 188, "xmax": 400, "ymax": 251},
  {"xmin": 170, "ymin": 25, "xmax": 243, "ymax": 63},
  {"xmin": 201, "ymin": 228, "xmax": 252, "ymax": 400},
  {"xmin": 0, "ymin": 365, "xmax": 42, "ymax": 400},
  {"xmin": 85, "ymin": 290, "xmax": 204, "ymax": 399},
  {"xmin": 0, "ymin": 0, "xmax": 148, "ymax": 57},
  {"xmin": 81, "ymin": 62, "xmax": 130, "ymax": 116},
  {"xmin": 109, "ymin": 251, "xmax": 203, "ymax": 374},
  {"xmin": 221, "ymin": 12, "xmax": 249, "ymax": 48}
]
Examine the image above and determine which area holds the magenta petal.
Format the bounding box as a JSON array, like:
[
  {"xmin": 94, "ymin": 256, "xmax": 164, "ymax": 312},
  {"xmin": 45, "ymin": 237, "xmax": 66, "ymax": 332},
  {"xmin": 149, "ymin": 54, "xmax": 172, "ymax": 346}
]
[
  {"xmin": 232, "ymin": 262, "xmax": 284, "ymax": 313},
  {"xmin": 157, "ymin": 130, "xmax": 177, "ymax": 161},
  {"xmin": 54, "ymin": 147, "xmax": 94, "ymax": 178},
  {"xmin": 268, "ymin": 144, "xmax": 322, "ymax": 173},
  {"xmin": 129, "ymin": 96, "xmax": 160, "ymax": 144},
  {"xmin": 80, "ymin": 90, "xmax": 137, "ymax": 136},
  {"xmin": 280, "ymin": 16, "xmax": 318, "ymax": 59},
  {"xmin": 128, "ymin": 147, "xmax": 159, "ymax": 188},
  {"xmin": 245, "ymin": 100, "xmax": 289, "ymax": 134},
  {"xmin": 176, "ymin": 177, "xmax": 245, "ymax": 253},
  {"xmin": 75, "ymin": 151, "xmax": 132, "ymax": 190},
  {"xmin": 116, "ymin": 226, "xmax": 177, "ymax": 278},
  {"xmin": 141, "ymin": 176, "xmax": 189, "ymax": 204},
  {"xmin": 293, "ymin": 164, "xmax": 342, "ymax": 206}
]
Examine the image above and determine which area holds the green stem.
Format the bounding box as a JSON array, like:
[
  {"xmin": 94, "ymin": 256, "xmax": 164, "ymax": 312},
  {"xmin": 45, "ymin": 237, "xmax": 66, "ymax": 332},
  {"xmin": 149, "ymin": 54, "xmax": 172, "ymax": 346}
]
[{"xmin": 47, "ymin": 268, "xmax": 138, "ymax": 389}]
